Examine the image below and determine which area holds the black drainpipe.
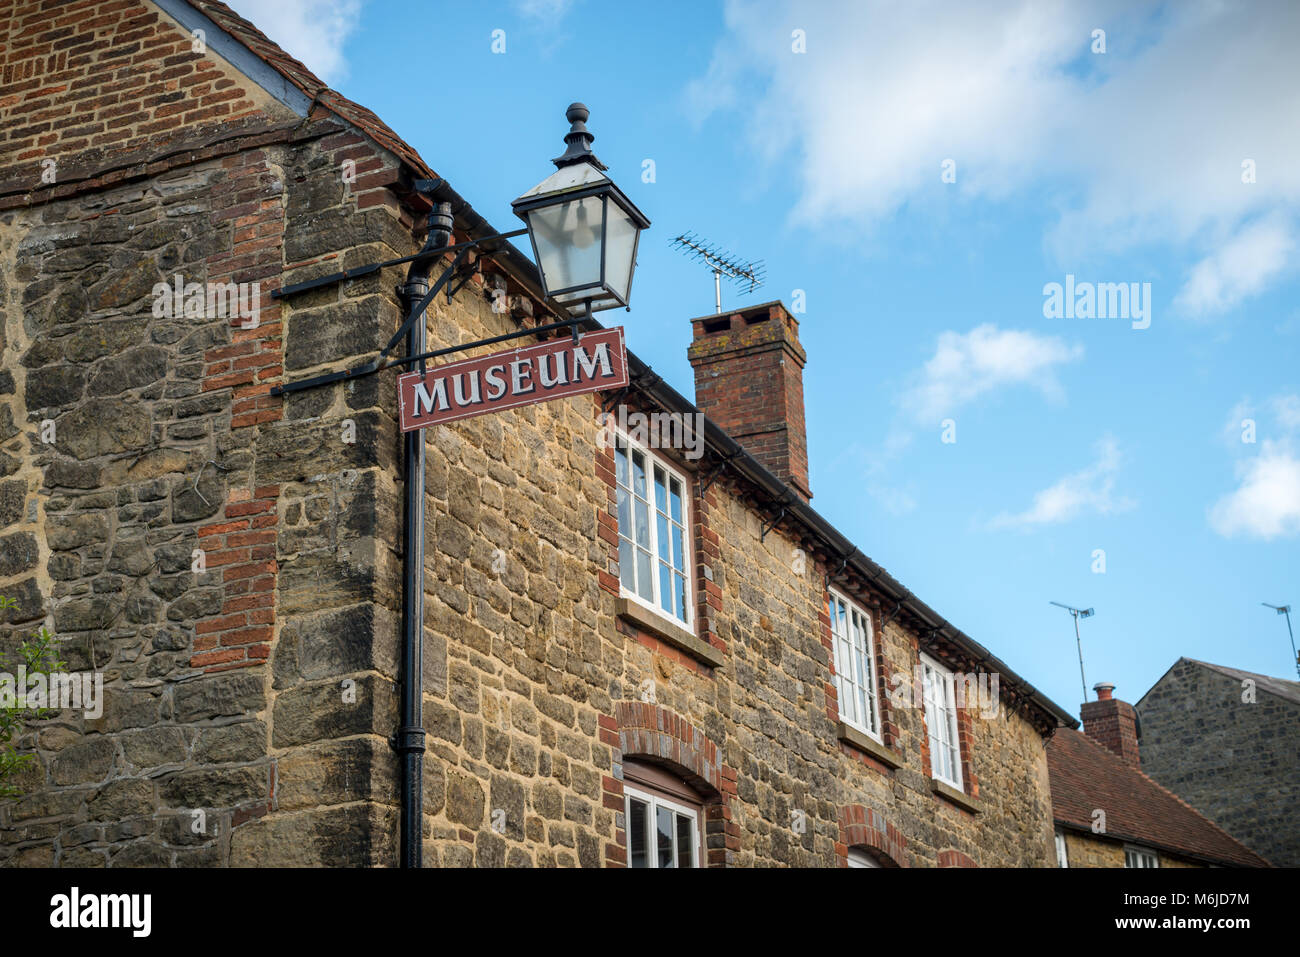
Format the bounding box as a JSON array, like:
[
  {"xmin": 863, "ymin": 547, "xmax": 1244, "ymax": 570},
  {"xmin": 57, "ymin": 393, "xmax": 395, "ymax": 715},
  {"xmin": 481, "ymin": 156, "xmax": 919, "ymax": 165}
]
[{"xmin": 394, "ymin": 200, "xmax": 453, "ymax": 868}]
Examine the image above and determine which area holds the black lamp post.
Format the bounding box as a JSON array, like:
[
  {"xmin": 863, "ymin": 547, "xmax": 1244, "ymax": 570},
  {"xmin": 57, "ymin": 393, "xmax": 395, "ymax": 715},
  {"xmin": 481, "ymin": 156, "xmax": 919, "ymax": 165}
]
[{"xmin": 270, "ymin": 101, "xmax": 649, "ymax": 868}]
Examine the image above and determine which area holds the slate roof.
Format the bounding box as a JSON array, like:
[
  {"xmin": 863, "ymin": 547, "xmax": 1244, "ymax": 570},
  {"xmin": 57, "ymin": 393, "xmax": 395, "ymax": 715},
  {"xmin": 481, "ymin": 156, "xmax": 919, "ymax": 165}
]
[
  {"xmin": 1046, "ymin": 727, "xmax": 1272, "ymax": 867},
  {"xmin": 1182, "ymin": 658, "xmax": 1300, "ymax": 707}
]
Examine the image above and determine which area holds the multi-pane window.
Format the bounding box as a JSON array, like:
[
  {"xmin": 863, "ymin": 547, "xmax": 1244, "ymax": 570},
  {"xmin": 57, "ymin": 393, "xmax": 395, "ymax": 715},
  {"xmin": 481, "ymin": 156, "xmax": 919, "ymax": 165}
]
[
  {"xmin": 1124, "ymin": 845, "xmax": 1159, "ymax": 868},
  {"xmin": 614, "ymin": 436, "xmax": 691, "ymax": 627},
  {"xmin": 828, "ymin": 590, "xmax": 879, "ymax": 739},
  {"xmin": 625, "ymin": 784, "xmax": 699, "ymax": 869},
  {"xmin": 920, "ymin": 653, "xmax": 963, "ymax": 789},
  {"xmin": 1055, "ymin": 830, "xmax": 1069, "ymax": 868}
]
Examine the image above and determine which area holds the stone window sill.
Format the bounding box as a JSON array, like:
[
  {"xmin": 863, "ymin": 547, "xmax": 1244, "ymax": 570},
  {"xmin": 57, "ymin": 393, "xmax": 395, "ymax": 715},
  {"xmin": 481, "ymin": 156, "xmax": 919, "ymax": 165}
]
[
  {"xmin": 930, "ymin": 778, "xmax": 981, "ymax": 814},
  {"xmin": 836, "ymin": 722, "xmax": 903, "ymax": 769},
  {"xmin": 616, "ymin": 597, "xmax": 725, "ymax": 669}
]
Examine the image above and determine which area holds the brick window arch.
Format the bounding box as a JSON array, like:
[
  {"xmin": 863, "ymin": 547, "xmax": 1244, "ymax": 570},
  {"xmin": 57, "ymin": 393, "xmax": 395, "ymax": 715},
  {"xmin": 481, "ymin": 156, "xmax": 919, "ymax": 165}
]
[
  {"xmin": 603, "ymin": 702, "xmax": 739, "ymax": 866},
  {"xmin": 836, "ymin": 804, "xmax": 908, "ymax": 867},
  {"xmin": 937, "ymin": 849, "xmax": 978, "ymax": 868}
]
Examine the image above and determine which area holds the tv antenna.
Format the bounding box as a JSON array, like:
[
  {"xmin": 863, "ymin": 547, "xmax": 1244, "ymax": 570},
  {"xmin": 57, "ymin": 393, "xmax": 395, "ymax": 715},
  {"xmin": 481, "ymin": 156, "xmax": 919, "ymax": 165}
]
[
  {"xmin": 1050, "ymin": 602, "xmax": 1095, "ymax": 702},
  {"xmin": 670, "ymin": 232, "xmax": 765, "ymax": 314}
]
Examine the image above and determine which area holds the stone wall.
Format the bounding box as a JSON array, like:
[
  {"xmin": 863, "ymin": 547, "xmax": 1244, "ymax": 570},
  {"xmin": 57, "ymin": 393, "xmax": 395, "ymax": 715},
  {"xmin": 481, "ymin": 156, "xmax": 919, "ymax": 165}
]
[
  {"xmin": 0, "ymin": 0, "xmax": 1064, "ymax": 868},
  {"xmin": 414, "ymin": 355, "xmax": 1059, "ymax": 866},
  {"xmin": 1062, "ymin": 831, "xmax": 1202, "ymax": 869},
  {"xmin": 1136, "ymin": 659, "xmax": 1299, "ymax": 867},
  {"xmin": 0, "ymin": 12, "xmax": 419, "ymax": 859}
]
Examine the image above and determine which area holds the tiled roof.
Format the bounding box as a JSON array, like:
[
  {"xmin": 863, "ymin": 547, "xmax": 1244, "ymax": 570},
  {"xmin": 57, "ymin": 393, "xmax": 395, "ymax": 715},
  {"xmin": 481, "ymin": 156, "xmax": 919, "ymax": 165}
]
[
  {"xmin": 185, "ymin": 0, "xmax": 436, "ymax": 179},
  {"xmin": 1046, "ymin": 728, "xmax": 1271, "ymax": 867}
]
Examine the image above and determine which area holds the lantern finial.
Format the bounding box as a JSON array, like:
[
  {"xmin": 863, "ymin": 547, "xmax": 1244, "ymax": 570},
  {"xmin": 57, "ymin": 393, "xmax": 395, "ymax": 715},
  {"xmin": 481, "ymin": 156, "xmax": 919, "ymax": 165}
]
[{"xmin": 553, "ymin": 102, "xmax": 608, "ymax": 171}]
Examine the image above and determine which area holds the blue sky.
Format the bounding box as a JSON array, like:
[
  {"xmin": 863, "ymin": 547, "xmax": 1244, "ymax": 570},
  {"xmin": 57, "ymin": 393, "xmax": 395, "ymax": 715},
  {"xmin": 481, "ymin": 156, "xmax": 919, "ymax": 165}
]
[{"xmin": 238, "ymin": 0, "xmax": 1300, "ymax": 717}]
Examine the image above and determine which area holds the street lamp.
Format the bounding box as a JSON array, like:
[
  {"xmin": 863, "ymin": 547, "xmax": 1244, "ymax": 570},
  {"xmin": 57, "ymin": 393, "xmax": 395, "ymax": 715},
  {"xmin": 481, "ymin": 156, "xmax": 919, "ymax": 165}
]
[
  {"xmin": 513, "ymin": 103, "xmax": 651, "ymax": 317},
  {"xmin": 1050, "ymin": 602, "xmax": 1095, "ymax": 702},
  {"xmin": 270, "ymin": 100, "xmax": 651, "ymax": 870},
  {"xmin": 1261, "ymin": 603, "xmax": 1298, "ymax": 678}
]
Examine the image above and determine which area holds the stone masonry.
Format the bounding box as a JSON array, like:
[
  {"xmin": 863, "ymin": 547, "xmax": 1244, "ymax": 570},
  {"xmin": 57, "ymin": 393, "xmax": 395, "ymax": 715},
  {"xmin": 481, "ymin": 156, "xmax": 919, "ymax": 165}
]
[
  {"xmin": 1, "ymin": 0, "xmax": 1068, "ymax": 867},
  {"xmin": 1136, "ymin": 659, "xmax": 1300, "ymax": 868}
]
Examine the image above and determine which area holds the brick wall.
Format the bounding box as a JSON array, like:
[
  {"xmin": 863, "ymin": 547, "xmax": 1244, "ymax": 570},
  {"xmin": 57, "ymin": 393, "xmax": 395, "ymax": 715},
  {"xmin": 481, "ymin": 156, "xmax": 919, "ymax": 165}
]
[{"xmin": 0, "ymin": 0, "xmax": 284, "ymax": 178}]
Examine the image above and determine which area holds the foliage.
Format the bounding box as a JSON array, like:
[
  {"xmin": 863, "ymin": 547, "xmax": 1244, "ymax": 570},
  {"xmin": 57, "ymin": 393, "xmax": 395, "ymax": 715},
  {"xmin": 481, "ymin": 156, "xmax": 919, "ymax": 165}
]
[{"xmin": 0, "ymin": 596, "xmax": 66, "ymax": 799}]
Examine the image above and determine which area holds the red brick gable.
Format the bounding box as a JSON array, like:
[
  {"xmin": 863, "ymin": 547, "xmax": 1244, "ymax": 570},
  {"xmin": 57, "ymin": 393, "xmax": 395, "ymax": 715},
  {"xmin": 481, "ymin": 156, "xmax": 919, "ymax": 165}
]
[{"xmin": 0, "ymin": 0, "xmax": 282, "ymax": 175}]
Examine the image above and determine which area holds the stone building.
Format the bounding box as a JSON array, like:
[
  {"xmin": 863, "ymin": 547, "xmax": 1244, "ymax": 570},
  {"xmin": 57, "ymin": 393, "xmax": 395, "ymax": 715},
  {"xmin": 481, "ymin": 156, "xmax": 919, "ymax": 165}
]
[
  {"xmin": 1135, "ymin": 658, "xmax": 1299, "ymax": 868},
  {"xmin": 1046, "ymin": 683, "xmax": 1270, "ymax": 868},
  {"xmin": 0, "ymin": 0, "xmax": 1078, "ymax": 867}
]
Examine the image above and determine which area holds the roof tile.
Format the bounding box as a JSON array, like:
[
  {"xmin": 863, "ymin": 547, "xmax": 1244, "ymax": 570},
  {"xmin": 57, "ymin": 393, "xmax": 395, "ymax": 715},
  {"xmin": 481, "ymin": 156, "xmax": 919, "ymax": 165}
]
[{"xmin": 1047, "ymin": 727, "xmax": 1271, "ymax": 867}]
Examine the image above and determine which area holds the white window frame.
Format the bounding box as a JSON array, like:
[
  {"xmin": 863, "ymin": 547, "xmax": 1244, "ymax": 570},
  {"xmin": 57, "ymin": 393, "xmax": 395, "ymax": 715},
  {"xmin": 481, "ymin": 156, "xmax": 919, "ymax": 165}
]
[
  {"xmin": 613, "ymin": 432, "xmax": 694, "ymax": 630},
  {"xmin": 847, "ymin": 848, "xmax": 882, "ymax": 868},
  {"xmin": 624, "ymin": 783, "xmax": 700, "ymax": 869},
  {"xmin": 828, "ymin": 588, "xmax": 881, "ymax": 741},
  {"xmin": 1124, "ymin": 844, "xmax": 1159, "ymax": 869},
  {"xmin": 1055, "ymin": 829, "xmax": 1069, "ymax": 868},
  {"xmin": 920, "ymin": 652, "xmax": 963, "ymax": 790}
]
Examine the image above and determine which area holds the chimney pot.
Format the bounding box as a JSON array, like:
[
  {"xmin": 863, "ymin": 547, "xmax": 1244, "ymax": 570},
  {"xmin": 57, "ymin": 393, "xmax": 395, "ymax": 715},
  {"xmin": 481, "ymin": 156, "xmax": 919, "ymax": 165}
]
[{"xmin": 1081, "ymin": 684, "xmax": 1141, "ymax": 768}]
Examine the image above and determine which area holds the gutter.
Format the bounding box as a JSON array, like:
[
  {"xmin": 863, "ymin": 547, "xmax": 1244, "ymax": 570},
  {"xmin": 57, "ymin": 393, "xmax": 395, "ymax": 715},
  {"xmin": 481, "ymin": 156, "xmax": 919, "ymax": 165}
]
[{"xmin": 1055, "ymin": 821, "xmax": 1269, "ymax": 869}]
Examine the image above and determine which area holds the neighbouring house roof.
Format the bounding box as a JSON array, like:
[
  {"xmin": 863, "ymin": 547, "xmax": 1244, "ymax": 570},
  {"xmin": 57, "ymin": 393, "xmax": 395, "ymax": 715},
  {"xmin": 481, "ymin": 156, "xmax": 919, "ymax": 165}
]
[
  {"xmin": 1046, "ymin": 728, "xmax": 1271, "ymax": 867},
  {"xmin": 171, "ymin": 0, "xmax": 1077, "ymax": 734},
  {"xmin": 1139, "ymin": 657, "xmax": 1300, "ymax": 708}
]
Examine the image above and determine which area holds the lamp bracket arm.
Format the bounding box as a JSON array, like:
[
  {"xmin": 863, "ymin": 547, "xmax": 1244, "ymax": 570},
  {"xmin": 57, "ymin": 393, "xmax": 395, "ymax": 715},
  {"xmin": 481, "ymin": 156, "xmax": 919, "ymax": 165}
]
[
  {"xmin": 271, "ymin": 229, "xmax": 528, "ymax": 301},
  {"xmin": 271, "ymin": 249, "xmax": 467, "ymax": 398}
]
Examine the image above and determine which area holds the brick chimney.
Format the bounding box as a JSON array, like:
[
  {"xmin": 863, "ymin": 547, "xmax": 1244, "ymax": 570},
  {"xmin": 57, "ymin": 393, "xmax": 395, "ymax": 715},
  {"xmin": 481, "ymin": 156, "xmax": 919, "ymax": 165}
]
[
  {"xmin": 1081, "ymin": 682, "xmax": 1141, "ymax": 768},
  {"xmin": 687, "ymin": 301, "xmax": 811, "ymax": 501}
]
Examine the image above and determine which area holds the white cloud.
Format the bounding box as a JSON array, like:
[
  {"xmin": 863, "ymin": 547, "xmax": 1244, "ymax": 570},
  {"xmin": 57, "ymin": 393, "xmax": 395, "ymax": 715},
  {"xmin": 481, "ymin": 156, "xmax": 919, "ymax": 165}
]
[
  {"xmin": 233, "ymin": 0, "xmax": 362, "ymax": 86},
  {"xmin": 899, "ymin": 324, "xmax": 1083, "ymax": 424},
  {"xmin": 689, "ymin": 0, "xmax": 1300, "ymax": 303},
  {"xmin": 1208, "ymin": 442, "xmax": 1300, "ymax": 540},
  {"xmin": 989, "ymin": 436, "xmax": 1134, "ymax": 529},
  {"xmin": 1209, "ymin": 393, "xmax": 1300, "ymax": 540},
  {"xmin": 1175, "ymin": 216, "xmax": 1296, "ymax": 316},
  {"xmin": 1273, "ymin": 394, "xmax": 1300, "ymax": 433},
  {"xmin": 514, "ymin": 0, "xmax": 576, "ymax": 20}
]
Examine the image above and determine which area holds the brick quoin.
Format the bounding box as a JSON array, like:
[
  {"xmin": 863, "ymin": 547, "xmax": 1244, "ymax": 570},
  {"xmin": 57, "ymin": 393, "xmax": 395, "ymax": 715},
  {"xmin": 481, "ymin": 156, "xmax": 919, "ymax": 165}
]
[{"xmin": 190, "ymin": 144, "xmax": 285, "ymax": 674}]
